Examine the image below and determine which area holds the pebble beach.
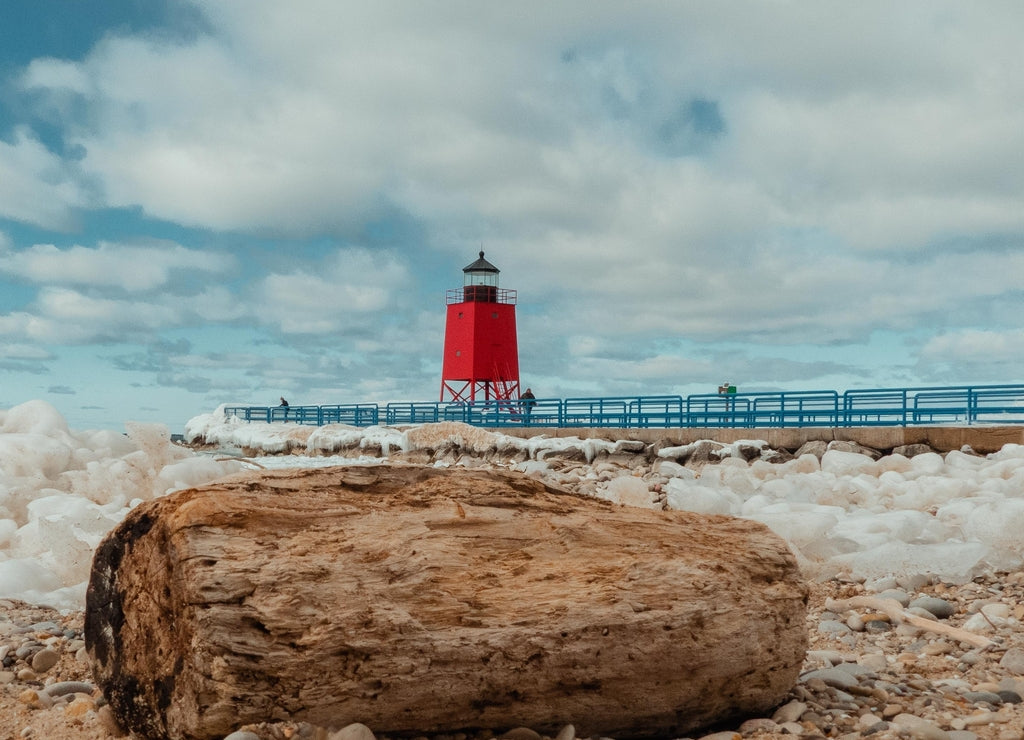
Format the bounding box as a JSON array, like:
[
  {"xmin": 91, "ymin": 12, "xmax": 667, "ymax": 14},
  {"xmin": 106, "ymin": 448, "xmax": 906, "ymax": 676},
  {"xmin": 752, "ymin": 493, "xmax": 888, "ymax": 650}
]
[
  {"xmin": 3, "ymin": 571, "xmax": 1024, "ymax": 740},
  {"xmin": 4, "ymin": 403, "xmax": 1024, "ymax": 739}
]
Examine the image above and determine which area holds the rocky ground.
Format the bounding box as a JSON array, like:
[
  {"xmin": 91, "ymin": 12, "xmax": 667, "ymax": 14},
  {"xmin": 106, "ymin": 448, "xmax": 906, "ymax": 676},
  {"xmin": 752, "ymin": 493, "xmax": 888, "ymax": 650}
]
[
  {"xmin": 2, "ymin": 571, "xmax": 1023, "ymax": 740},
  {"xmin": 4, "ymin": 430, "xmax": 1023, "ymax": 739}
]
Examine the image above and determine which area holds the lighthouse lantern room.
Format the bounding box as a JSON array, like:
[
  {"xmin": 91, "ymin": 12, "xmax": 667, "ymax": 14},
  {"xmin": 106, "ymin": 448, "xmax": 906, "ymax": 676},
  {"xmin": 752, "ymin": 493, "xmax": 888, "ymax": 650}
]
[{"xmin": 440, "ymin": 251, "xmax": 521, "ymax": 403}]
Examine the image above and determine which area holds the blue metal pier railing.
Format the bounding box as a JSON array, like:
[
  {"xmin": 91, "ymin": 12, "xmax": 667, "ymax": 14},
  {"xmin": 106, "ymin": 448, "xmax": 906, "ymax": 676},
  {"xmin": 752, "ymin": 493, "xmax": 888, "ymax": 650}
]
[{"xmin": 222, "ymin": 383, "xmax": 1024, "ymax": 430}]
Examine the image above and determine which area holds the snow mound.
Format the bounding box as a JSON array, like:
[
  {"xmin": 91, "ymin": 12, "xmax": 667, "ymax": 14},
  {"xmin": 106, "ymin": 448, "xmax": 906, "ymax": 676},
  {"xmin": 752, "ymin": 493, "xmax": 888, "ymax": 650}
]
[{"xmin": 1, "ymin": 401, "xmax": 245, "ymax": 610}]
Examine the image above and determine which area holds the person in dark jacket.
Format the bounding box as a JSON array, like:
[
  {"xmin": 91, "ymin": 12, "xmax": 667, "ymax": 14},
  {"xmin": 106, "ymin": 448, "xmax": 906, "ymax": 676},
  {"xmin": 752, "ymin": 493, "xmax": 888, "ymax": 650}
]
[{"xmin": 520, "ymin": 388, "xmax": 536, "ymax": 423}]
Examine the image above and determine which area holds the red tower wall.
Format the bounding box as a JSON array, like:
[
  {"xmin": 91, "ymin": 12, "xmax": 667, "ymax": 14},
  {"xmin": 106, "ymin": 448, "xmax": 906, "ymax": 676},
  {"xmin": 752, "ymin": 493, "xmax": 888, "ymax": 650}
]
[{"xmin": 441, "ymin": 300, "xmax": 520, "ymax": 402}]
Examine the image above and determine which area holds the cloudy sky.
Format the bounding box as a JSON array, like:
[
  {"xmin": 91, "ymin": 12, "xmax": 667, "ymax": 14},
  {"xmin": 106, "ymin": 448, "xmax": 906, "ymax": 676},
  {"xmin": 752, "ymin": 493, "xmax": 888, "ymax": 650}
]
[{"xmin": 2, "ymin": 1, "xmax": 1023, "ymax": 431}]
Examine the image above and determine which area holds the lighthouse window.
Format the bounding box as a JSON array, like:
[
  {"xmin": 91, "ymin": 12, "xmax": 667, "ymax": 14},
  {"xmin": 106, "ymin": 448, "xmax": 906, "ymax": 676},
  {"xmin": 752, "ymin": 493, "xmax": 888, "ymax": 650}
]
[
  {"xmin": 492, "ymin": 312, "xmax": 498, "ymax": 318},
  {"xmin": 456, "ymin": 351, "xmax": 461, "ymax": 356},
  {"xmin": 458, "ymin": 312, "xmax": 463, "ymax": 318}
]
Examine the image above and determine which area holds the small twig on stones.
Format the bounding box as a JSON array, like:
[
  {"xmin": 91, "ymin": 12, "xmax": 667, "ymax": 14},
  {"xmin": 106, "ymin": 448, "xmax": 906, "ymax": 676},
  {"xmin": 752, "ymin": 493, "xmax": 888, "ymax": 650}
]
[{"xmin": 824, "ymin": 596, "xmax": 994, "ymax": 649}]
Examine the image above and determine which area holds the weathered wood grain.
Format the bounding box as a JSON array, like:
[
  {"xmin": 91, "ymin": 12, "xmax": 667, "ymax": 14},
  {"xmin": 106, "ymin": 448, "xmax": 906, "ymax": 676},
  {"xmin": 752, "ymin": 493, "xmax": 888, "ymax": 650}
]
[{"xmin": 86, "ymin": 464, "xmax": 807, "ymax": 740}]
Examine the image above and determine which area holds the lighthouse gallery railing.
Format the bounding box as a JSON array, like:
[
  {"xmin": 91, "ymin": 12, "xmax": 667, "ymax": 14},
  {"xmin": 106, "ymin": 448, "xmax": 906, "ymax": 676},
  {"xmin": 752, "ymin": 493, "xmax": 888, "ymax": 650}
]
[{"xmin": 223, "ymin": 383, "xmax": 1024, "ymax": 429}]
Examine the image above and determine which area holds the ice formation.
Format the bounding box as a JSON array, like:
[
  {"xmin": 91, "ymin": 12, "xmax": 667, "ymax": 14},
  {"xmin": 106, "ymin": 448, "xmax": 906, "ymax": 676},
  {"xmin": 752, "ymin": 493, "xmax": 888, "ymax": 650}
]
[
  {"xmin": 3, "ymin": 400, "xmax": 1024, "ymax": 610},
  {"xmin": 0, "ymin": 401, "xmax": 244, "ymax": 609}
]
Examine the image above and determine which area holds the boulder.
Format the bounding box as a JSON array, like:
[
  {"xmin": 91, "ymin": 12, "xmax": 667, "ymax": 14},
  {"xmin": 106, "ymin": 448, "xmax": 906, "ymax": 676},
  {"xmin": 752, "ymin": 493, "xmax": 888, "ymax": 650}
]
[
  {"xmin": 684, "ymin": 440, "xmax": 727, "ymax": 469},
  {"xmin": 736, "ymin": 443, "xmax": 766, "ymax": 462},
  {"xmin": 826, "ymin": 440, "xmax": 882, "ymax": 460},
  {"xmin": 86, "ymin": 464, "xmax": 807, "ymax": 740},
  {"xmin": 892, "ymin": 443, "xmax": 936, "ymax": 459},
  {"xmin": 794, "ymin": 440, "xmax": 829, "ymax": 460}
]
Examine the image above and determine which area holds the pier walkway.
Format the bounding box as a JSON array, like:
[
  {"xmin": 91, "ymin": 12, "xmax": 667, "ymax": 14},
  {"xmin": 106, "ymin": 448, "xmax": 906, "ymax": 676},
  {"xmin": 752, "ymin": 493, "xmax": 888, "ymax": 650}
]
[{"xmin": 225, "ymin": 383, "xmax": 1024, "ymax": 432}]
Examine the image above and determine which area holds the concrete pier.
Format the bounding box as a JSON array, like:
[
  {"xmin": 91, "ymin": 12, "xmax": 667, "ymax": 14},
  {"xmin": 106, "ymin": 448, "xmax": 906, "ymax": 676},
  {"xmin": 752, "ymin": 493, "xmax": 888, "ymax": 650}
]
[{"xmin": 495, "ymin": 426, "xmax": 1024, "ymax": 454}]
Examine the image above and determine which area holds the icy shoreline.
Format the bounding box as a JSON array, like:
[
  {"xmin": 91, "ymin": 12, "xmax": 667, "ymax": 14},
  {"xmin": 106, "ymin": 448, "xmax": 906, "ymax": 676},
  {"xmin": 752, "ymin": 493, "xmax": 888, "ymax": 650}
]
[{"xmin": 3, "ymin": 400, "xmax": 1024, "ymax": 610}]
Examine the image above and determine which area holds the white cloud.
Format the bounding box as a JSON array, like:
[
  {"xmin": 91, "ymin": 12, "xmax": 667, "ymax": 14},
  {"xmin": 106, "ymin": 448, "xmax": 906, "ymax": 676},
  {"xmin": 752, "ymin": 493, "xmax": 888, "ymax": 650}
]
[
  {"xmin": 0, "ymin": 343, "xmax": 55, "ymax": 361},
  {"xmin": 252, "ymin": 248, "xmax": 411, "ymax": 334},
  {"xmin": 0, "ymin": 128, "xmax": 89, "ymax": 229},
  {"xmin": 728, "ymin": 92, "xmax": 1024, "ymax": 251},
  {"xmin": 0, "ymin": 241, "xmax": 234, "ymax": 291},
  {"xmin": 188, "ymin": 286, "xmax": 249, "ymax": 322},
  {"xmin": 14, "ymin": 1, "xmax": 1024, "ymax": 263},
  {"xmin": 22, "ymin": 56, "xmax": 92, "ymax": 94},
  {"xmin": 5, "ymin": 1, "xmax": 1024, "ymax": 419},
  {"xmin": 915, "ymin": 328, "xmax": 1024, "ymax": 383},
  {"xmin": 0, "ymin": 286, "xmax": 239, "ymax": 345},
  {"xmin": 921, "ymin": 329, "xmax": 1024, "ymax": 363},
  {"xmin": 35, "ymin": 287, "xmax": 169, "ymax": 330},
  {"xmin": 0, "ymin": 246, "xmax": 415, "ymax": 346}
]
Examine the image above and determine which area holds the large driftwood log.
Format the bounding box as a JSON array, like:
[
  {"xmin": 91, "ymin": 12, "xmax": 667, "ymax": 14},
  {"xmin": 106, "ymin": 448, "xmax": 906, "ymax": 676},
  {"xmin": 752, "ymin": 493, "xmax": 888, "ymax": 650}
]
[{"xmin": 86, "ymin": 465, "xmax": 807, "ymax": 740}]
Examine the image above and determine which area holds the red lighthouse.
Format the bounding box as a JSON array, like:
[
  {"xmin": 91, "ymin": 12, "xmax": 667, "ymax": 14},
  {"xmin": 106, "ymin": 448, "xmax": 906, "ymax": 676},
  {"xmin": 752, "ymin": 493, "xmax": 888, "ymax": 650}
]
[{"xmin": 440, "ymin": 251, "xmax": 520, "ymax": 403}]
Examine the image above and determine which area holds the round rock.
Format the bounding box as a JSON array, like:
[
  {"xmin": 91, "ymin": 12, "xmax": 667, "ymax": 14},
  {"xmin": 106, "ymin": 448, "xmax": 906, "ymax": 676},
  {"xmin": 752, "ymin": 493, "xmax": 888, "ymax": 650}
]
[
  {"xmin": 876, "ymin": 589, "xmax": 912, "ymax": 606},
  {"xmin": 999, "ymin": 647, "xmax": 1024, "ymax": 675},
  {"xmin": 800, "ymin": 667, "xmax": 859, "ymax": 690},
  {"xmin": 30, "ymin": 647, "xmax": 59, "ymax": 673},
  {"xmin": 909, "ymin": 596, "xmax": 956, "ymax": 619},
  {"xmin": 892, "ymin": 713, "xmax": 950, "ymax": 740},
  {"xmin": 329, "ymin": 723, "xmax": 377, "ymax": 740},
  {"xmin": 996, "ymin": 690, "xmax": 1022, "ymax": 704},
  {"xmin": 962, "ymin": 690, "xmax": 1002, "ymax": 705}
]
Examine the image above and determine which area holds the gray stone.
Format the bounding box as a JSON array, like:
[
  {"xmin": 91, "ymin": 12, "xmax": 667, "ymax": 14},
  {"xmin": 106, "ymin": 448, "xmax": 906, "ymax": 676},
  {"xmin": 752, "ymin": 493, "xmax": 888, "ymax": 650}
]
[
  {"xmin": 834, "ymin": 662, "xmax": 876, "ymax": 677},
  {"xmin": 857, "ymin": 653, "xmax": 888, "ymax": 672},
  {"xmin": 30, "ymin": 647, "xmax": 59, "ymax": 673},
  {"xmin": 685, "ymin": 440, "xmax": 726, "ymax": 467},
  {"xmin": 44, "ymin": 681, "xmax": 96, "ymax": 697},
  {"xmin": 998, "ymin": 676, "xmax": 1024, "ymax": 695},
  {"xmin": 223, "ymin": 733, "xmax": 261, "ymax": 740},
  {"xmin": 329, "ymin": 723, "xmax": 377, "ymax": 740},
  {"xmin": 892, "ymin": 713, "xmax": 951, "ymax": 740},
  {"xmin": 23, "ymin": 621, "xmax": 62, "ymax": 635},
  {"xmin": 738, "ymin": 718, "xmax": 778, "ymax": 733},
  {"xmin": 794, "ymin": 440, "xmax": 828, "ymax": 460},
  {"xmin": 893, "ymin": 444, "xmax": 935, "ymax": 458},
  {"xmin": 961, "ymin": 690, "xmax": 1002, "ymax": 705},
  {"xmin": 876, "ymin": 589, "xmax": 912, "ymax": 606},
  {"xmin": 771, "ymin": 699, "xmax": 807, "ymax": 724},
  {"xmin": 909, "ymin": 596, "xmax": 956, "ymax": 619},
  {"xmin": 800, "ymin": 667, "xmax": 859, "ymax": 689},
  {"xmin": 999, "ymin": 647, "xmax": 1024, "ymax": 675},
  {"xmin": 15, "ymin": 643, "xmax": 41, "ymax": 660},
  {"xmin": 818, "ymin": 619, "xmax": 852, "ymax": 634},
  {"xmin": 996, "ymin": 690, "xmax": 1021, "ymax": 704},
  {"xmin": 827, "ymin": 440, "xmax": 882, "ymax": 459},
  {"xmin": 806, "ymin": 649, "xmax": 844, "ymax": 664}
]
